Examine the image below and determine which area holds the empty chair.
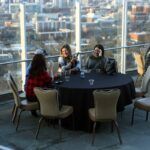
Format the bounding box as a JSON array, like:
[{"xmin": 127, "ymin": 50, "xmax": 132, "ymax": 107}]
[
  {"xmin": 7, "ymin": 72, "xmax": 26, "ymax": 122},
  {"xmin": 88, "ymin": 89, "xmax": 122, "ymax": 145},
  {"xmin": 34, "ymin": 87, "xmax": 74, "ymax": 140},
  {"xmin": 7, "ymin": 78, "xmax": 39, "ymax": 130},
  {"xmin": 133, "ymin": 52, "xmax": 145, "ymax": 84},
  {"xmin": 131, "ymin": 68, "xmax": 150, "ymax": 125},
  {"xmin": 135, "ymin": 66, "xmax": 150, "ymax": 98},
  {"xmin": 131, "ymin": 97, "xmax": 150, "ymax": 125}
]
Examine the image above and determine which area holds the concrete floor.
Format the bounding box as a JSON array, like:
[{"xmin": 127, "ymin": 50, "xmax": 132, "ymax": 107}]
[{"xmin": 0, "ymin": 100, "xmax": 150, "ymax": 150}]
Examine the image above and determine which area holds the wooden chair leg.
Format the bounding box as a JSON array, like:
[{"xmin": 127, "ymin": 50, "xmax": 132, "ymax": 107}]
[
  {"xmin": 131, "ymin": 107, "xmax": 135, "ymax": 125},
  {"xmin": 146, "ymin": 111, "xmax": 149, "ymax": 121},
  {"xmin": 91, "ymin": 122, "xmax": 96, "ymax": 145},
  {"xmin": 16, "ymin": 109, "xmax": 24, "ymax": 131},
  {"xmin": 58, "ymin": 119, "xmax": 62, "ymax": 141},
  {"xmin": 113, "ymin": 121, "xmax": 122, "ymax": 144},
  {"xmin": 35, "ymin": 117, "xmax": 44, "ymax": 139},
  {"xmin": 12, "ymin": 106, "xmax": 18, "ymax": 124}
]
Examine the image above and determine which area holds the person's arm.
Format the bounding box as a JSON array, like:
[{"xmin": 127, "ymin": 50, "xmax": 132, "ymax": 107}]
[
  {"xmin": 67, "ymin": 57, "xmax": 80, "ymax": 74},
  {"xmin": 58, "ymin": 56, "xmax": 72, "ymax": 72},
  {"xmin": 47, "ymin": 60, "xmax": 55, "ymax": 80}
]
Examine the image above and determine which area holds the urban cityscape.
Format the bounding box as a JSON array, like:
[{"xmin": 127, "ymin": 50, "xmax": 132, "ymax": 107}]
[
  {"xmin": 0, "ymin": 1, "xmax": 150, "ymax": 149},
  {"xmin": 0, "ymin": 0, "xmax": 150, "ymax": 93}
]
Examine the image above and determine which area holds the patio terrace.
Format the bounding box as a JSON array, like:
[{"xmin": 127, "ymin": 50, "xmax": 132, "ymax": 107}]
[{"xmin": 0, "ymin": 97, "xmax": 150, "ymax": 150}]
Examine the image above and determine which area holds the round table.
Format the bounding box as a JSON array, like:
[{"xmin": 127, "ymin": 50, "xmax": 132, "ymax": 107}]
[{"xmin": 56, "ymin": 72, "xmax": 135, "ymax": 131}]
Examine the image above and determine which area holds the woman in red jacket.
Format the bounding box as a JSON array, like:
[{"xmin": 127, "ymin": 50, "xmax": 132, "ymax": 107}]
[{"xmin": 25, "ymin": 54, "xmax": 52, "ymax": 116}]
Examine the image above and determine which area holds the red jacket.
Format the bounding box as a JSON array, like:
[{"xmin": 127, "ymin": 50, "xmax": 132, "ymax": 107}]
[{"xmin": 25, "ymin": 71, "xmax": 52, "ymax": 97}]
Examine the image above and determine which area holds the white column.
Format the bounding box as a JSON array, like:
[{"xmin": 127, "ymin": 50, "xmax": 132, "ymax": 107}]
[
  {"xmin": 8, "ymin": 0, "xmax": 11, "ymax": 13},
  {"xmin": 20, "ymin": 3, "xmax": 27, "ymax": 90},
  {"xmin": 121, "ymin": 0, "xmax": 127, "ymax": 73},
  {"xmin": 59, "ymin": 0, "xmax": 63, "ymax": 8},
  {"xmin": 75, "ymin": 0, "xmax": 81, "ymax": 68},
  {"xmin": 40, "ymin": 0, "xmax": 43, "ymax": 13}
]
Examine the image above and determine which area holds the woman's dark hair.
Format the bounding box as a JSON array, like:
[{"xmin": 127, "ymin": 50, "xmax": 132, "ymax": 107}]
[
  {"xmin": 29, "ymin": 54, "xmax": 47, "ymax": 76},
  {"xmin": 94, "ymin": 44, "xmax": 104, "ymax": 56},
  {"xmin": 60, "ymin": 44, "xmax": 72, "ymax": 57}
]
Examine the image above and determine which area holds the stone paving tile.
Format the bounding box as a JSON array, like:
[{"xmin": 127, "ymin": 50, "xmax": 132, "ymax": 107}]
[{"xmin": 0, "ymin": 101, "xmax": 150, "ymax": 150}]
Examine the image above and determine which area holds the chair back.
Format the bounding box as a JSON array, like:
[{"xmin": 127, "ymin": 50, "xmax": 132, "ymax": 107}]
[
  {"xmin": 105, "ymin": 57, "xmax": 118, "ymax": 75},
  {"xmin": 93, "ymin": 89, "xmax": 120, "ymax": 120},
  {"xmin": 8, "ymin": 72, "xmax": 18, "ymax": 91},
  {"xmin": 133, "ymin": 52, "xmax": 144, "ymax": 76},
  {"xmin": 34, "ymin": 87, "xmax": 59, "ymax": 117},
  {"xmin": 7, "ymin": 78, "xmax": 21, "ymax": 106},
  {"xmin": 141, "ymin": 66, "xmax": 150, "ymax": 94}
]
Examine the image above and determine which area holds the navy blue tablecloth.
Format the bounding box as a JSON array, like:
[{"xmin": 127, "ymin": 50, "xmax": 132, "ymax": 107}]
[{"xmin": 56, "ymin": 72, "xmax": 135, "ymax": 131}]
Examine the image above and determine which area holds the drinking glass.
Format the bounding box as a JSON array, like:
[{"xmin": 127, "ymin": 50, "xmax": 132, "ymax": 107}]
[
  {"xmin": 80, "ymin": 70, "xmax": 85, "ymax": 78},
  {"xmin": 65, "ymin": 71, "xmax": 70, "ymax": 82},
  {"xmin": 89, "ymin": 79, "xmax": 94, "ymax": 85}
]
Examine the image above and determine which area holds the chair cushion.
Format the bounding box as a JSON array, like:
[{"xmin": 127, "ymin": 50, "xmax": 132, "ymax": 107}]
[
  {"xmin": 135, "ymin": 88, "xmax": 145, "ymax": 97},
  {"xmin": 89, "ymin": 108, "xmax": 116, "ymax": 122},
  {"xmin": 20, "ymin": 100, "xmax": 39, "ymax": 110},
  {"xmin": 134, "ymin": 97, "xmax": 150, "ymax": 111},
  {"xmin": 59, "ymin": 105, "xmax": 73, "ymax": 118}
]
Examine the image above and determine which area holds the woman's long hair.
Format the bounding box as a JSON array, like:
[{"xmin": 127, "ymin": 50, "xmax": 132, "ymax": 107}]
[
  {"xmin": 29, "ymin": 54, "xmax": 47, "ymax": 76},
  {"xmin": 60, "ymin": 44, "xmax": 72, "ymax": 57}
]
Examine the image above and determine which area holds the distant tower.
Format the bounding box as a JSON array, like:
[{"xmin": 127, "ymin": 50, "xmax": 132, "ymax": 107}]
[
  {"xmin": 35, "ymin": 0, "xmax": 40, "ymax": 2},
  {"xmin": 53, "ymin": 0, "xmax": 73, "ymax": 8},
  {"xmin": 81, "ymin": 0, "xmax": 89, "ymax": 6},
  {"xmin": 39, "ymin": 0, "xmax": 43, "ymax": 13},
  {"xmin": 53, "ymin": 0, "xmax": 63, "ymax": 8}
]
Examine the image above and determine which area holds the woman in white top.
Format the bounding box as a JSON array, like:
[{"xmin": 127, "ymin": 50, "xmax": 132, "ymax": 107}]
[{"xmin": 58, "ymin": 44, "xmax": 80, "ymax": 74}]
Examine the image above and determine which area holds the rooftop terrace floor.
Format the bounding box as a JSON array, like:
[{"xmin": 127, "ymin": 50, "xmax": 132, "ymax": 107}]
[{"xmin": 0, "ymin": 98, "xmax": 150, "ymax": 150}]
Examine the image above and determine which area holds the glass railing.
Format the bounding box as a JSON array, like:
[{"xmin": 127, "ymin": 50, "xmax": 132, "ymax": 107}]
[
  {"xmin": 0, "ymin": 43, "xmax": 149, "ymax": 95},
  {"xmin": 1, "ymin": 1, "xmax": 149, "ymax": 61}
]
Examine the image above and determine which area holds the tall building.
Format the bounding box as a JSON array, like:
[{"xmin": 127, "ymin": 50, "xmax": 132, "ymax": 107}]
[
  {"xmin": 53, "ymin": 0, "xmax": 72, "ymax": 8},
  {"xmin": 81, "ymin": 0, "xmax": 89, "ymax": 6}
]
